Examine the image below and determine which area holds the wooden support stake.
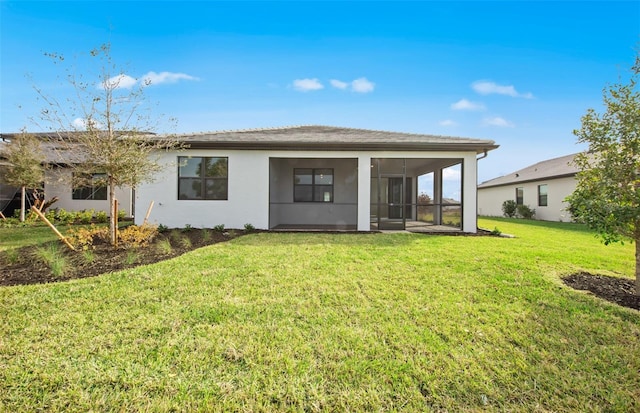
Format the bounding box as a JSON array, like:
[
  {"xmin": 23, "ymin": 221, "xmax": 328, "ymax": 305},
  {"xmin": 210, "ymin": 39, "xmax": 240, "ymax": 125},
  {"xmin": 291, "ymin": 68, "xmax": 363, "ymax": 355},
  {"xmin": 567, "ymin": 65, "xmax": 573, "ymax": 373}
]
[
  {"xmin": 142, "ymin": 200, "xmax": 154, "ymax": 225},
  {"xmin": 30, "ymin": 206, "xmax": 76, "ymax": 251},
  {"xmin": 0, "ymin": 211, "xmax": 6, "ymax": 220},
  {"xmin": 113, "ymin": 199, "xmax": 119, "ymax": 248}
]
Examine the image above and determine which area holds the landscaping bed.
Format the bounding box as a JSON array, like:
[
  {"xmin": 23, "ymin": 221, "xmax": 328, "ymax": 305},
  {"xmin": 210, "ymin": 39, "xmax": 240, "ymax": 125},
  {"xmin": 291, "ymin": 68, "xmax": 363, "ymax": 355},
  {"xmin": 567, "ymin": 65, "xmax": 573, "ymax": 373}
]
[
  {"xmin": 563, "ymin": 272, "xmax": 640, "ymax": 310},
  {"xmin": 0, "ymin": 228, "xmax": 243, "ymax": 287}
]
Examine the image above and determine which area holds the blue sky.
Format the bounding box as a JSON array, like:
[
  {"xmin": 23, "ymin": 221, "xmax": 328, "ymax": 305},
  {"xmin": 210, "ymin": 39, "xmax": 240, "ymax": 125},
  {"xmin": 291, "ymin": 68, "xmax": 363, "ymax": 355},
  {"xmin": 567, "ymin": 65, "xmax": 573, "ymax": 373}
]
[{"xmin": 1, "ymin": 1, "xmax": 639, "ymax": 183}]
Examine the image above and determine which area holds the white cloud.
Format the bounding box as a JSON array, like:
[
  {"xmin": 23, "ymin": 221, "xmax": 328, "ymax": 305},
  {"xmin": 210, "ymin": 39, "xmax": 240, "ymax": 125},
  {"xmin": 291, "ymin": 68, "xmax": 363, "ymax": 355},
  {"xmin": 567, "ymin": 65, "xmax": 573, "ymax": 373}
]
[
  {"xmin": 472, "ymin": 80, "xmax": 533, "ymax": 99},
  {"xmin": 99, "ymin": 71, "xmax": 198, "ymax": 90},
  {"xmin": 330, "ymin": 79, "xmax": 349, "ymax": 90},
  {"xmin": 451, "ymin": 98, "xmax": 485, "ymax": 111},
  {"xmin": 483, "ymin": 116, "xmax": 515, "ymax": 127},
  {"xmin": 141, "ymin": 71, "xmax": 199, "ymax": 86},
  {"xmin": 72, "ymin": 117, "xmax": 103, "ymax": 129},
  {"xmin": 293, "ymin": 78, "xmax": 324, "ymax": 92},
  {"xmin": 101, "ymin": 74, "xmax": 137, "ymax": 90},
  {"xmin": 351, "ymin": 77, "xmax": 375, "ymax": 93},
  {"xmin": 439, "ymin": 119, "xmax": 457, "ymax": 126}
]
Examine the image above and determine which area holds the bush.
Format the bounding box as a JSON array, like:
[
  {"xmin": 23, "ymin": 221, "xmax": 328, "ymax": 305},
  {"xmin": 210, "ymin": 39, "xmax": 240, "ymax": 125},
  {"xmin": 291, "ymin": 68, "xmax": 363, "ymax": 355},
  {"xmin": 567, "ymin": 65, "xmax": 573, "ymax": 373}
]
[
  {"xmin": 213, "ymin": 224, "xmax": 225, "ymax": 232},
  {"xmin": 78, "ymin": 209, "xmax": 94, "ymax": 224},
  {"xmin": 516, "ymin": 204, "xmax": 536, "ymax": 219},
  {"xmin": 501, "ymin": 200, "xmax": 517, "ymax": 218},
  {"xmin": 44, "ymin": 210, "xmax": 56, "ymax": 222},
  {"xmin": 56, "ymin": 208, "xmax": 76, "ymax": 225},
  {"xmin": 244, "ymin": 223, "xmax": 255, "ymax": 232},
  {"xmin": 94, "ymin": 210, "xmax": 108, "ymax": 223},
  {"xmin": 118, "ymin": 224, "xmax": 159, "ymax": 248},
  {"xmin": 66, "ymin": 226, "xmax": 109, "ymax": 250}
]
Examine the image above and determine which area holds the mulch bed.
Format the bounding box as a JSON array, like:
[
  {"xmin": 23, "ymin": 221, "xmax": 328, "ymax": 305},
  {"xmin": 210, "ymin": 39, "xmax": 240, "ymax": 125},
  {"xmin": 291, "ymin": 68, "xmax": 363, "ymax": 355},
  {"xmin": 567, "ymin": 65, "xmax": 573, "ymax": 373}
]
[
  {"xmin": 562, "ymin": 272, "xmax": 640, "ymax": 311},
  {"xmin": 0, "ymin": 229, "xmax": 244, "ymax": 287},
  {"xmin": 2, "ymin": 229, "xmax": 639, "ymax": 312}
]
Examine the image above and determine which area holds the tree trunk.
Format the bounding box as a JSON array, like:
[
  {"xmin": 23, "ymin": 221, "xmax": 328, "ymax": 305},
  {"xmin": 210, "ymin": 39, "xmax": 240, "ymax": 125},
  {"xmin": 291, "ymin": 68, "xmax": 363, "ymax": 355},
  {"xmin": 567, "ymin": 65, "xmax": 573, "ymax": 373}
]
[
  {"xmin": 20, "ymin": 186, "xmax": 26, "ymax": 222},
  {"xmin": 109, "ymin": 177, "xmax": 117, "ymax": 246},
  {"xmin": 636, "ymin": 239, "xmax": 640, "ymax": 296}
]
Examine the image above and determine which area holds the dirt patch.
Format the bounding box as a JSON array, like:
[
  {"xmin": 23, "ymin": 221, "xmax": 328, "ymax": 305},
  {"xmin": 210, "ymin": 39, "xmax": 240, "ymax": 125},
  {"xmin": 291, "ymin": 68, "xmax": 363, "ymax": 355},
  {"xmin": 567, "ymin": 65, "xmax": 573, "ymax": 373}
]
[
  {"xmin": 563, "ymin": 272, "xmax": 639, "ymax": 311},
  {"xmin": 0, "ymin": 229, "xmax": 246, "ymax": 287}
]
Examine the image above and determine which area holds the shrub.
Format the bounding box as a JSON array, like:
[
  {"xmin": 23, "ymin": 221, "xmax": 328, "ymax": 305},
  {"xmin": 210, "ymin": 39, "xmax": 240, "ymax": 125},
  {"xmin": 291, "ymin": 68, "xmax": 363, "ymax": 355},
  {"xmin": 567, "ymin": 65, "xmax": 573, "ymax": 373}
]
[
  {"xmin": 516, "ymin": 204, "xmax": 536, "ymax": 219},
  {"xmin": 213, "ymin": 224, "xmax": 225, "ymax": 232},
  {"xmin": 491, "ymin": 227, "xmax": 502, "ymax": 236},
  {"xmin": 78, "ymin": 209, "xmax": 94, "ymax": 224},
  {"xmin": 118, "ymin": 224, "xmax": 159, "ymax": 248},
  {"xmin": 244, "ymin": 223, "xmax": 255, "ymax": 232},
  {"xmin": 56, "ymin": 208, "xmax": 76, "ymax": 225},
  {"xmin": 117, "ymin": 209, "xmax": 127, "ymax": 220},
  {"xmin": 44, "ymin": 210, "xmax": 56, "ymax": 222},
  {"xmin": 201, "ymin": 228, "xmax": 212, "ymax": 242},
  {"xmin": 66, "ymin": 226, "xmax": 110, "ymax": 250},
  {"xmin": 157, "ymin": 224, "xmax": 169, "ymax": 233},
  {"xmin": 501, "ymin": 200, "xmax": 517, "ymax": 218},
  {"xmin": 94, "ymin": 210, "xmax": 108, "ymax": 223},
  {"xmin": 182, "ymin": 224, "xmax": 193, "ymax": 232}
]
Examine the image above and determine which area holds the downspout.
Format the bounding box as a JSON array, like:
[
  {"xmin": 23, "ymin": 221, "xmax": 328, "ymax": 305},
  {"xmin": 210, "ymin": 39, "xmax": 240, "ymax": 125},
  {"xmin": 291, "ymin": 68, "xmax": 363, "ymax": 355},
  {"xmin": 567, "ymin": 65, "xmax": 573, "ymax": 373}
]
[{"xmin": 476, "ymin": 149, "xmax": 489, "ymax": 230}]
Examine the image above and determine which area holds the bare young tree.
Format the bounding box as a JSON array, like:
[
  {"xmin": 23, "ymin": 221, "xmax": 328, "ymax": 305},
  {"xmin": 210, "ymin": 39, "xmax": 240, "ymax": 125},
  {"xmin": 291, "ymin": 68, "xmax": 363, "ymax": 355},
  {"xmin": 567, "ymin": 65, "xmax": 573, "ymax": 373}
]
[
  {"xmin": 0, "ymin": 132, "xmax": 46, "ymax": 222},
  {"xmin": 32, "ymin": 43, "xmax": 181, "ymax": 245}
]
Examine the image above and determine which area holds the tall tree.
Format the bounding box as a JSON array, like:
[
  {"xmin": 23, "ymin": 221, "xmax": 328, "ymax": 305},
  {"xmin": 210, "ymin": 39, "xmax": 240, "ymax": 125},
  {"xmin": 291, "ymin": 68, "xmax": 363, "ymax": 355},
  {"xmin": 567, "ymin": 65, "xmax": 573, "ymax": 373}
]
[
  {"xmin": 33, "ymin": 43, "xmax": 180, "ymax": 245},
  {"xmin": 566, "ymin": 53, "xmax": 640, "ymax": 294},
  {"xmin": 0, "ymin": 132, "xmax": 46, "ymax": 222}
]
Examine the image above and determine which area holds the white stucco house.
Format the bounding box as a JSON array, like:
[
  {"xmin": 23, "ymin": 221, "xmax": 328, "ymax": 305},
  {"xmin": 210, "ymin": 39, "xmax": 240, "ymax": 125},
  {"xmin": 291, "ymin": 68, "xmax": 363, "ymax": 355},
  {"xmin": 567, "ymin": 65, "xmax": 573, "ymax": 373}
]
[
  {"xmin": 477, "ymin": 153, "xmax": 580, "ymax": 222},
  {"xmin": 135, "ymin": 126, "xmax": 498, "ymax": 232}
]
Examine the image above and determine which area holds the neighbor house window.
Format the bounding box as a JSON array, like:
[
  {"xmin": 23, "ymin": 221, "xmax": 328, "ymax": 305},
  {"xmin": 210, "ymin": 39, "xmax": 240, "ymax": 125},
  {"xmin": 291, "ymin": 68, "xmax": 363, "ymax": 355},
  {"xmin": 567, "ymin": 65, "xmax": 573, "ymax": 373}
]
[
  {"xmin": 72, "ymin": 173, "xmax": 107, "ymax": 200},
  {"xmin": 515, "ymin": 187, "xmax": 524, "ymax": 205},
  {"xmin": 538, "ymin": 184, "xmax": 548, "ymax": 207},
  {"xmin": 178, "ymin": 156, "xmax": 228, "ymax": 200},
  {"xmin": 294, "ymin": 168, "xmax": 333, "ymax": 202}
]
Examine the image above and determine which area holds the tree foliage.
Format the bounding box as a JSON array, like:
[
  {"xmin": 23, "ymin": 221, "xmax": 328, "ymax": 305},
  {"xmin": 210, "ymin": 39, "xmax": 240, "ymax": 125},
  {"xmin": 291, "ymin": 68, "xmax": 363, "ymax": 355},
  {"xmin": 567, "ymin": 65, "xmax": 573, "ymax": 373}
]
[
  {"xmin": 566, "ymin": 53, "xmax": 640, "ymax": 293},
  {"xmin": 32, "ymin": 43, "xmax": 181, "ymax": 244},
  {"xmin": 0, "ymin": 132, "xmax": 46, "ymax": 221}
]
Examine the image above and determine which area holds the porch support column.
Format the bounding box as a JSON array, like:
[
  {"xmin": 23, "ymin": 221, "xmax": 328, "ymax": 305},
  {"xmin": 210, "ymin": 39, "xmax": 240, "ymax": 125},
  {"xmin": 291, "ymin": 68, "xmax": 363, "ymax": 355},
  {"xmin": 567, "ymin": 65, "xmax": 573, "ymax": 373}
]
[
  {"xmin": 462, "ymin": 153, "xmax": 478, "ymax": 233},
  {"xmin": 357, "ymin": 155, "xmax": 371, "ymax": 231},
  {"xmin": 433, "ymin": 169, "xmax": 442, "ymax": 225}
]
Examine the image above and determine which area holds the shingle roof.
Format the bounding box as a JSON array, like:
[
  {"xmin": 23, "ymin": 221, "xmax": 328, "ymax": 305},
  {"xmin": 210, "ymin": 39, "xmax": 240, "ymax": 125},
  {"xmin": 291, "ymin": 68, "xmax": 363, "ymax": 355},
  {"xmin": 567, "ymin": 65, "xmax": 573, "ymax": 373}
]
[
  {"xmin": 1, "ymin": 126, "xmax": 498, "ymax": 162},
  {"xmin": 154, "ymin": 125, "xmax": 498, "ymax": 153},
  {"xmin": 478, "ymin": 152, "xmax": 581, "ymax": 188}
]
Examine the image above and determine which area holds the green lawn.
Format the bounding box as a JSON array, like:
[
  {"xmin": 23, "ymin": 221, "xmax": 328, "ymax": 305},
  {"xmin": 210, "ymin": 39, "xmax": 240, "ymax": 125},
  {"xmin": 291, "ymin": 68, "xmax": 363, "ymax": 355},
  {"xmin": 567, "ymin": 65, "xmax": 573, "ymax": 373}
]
[
  {"xmin": 0, "ymin": 224, "xmax": 63, "ymax": 251},
  {"xmin": 1, "ymin": 218, "xmax": 638, "ymax": 411}
]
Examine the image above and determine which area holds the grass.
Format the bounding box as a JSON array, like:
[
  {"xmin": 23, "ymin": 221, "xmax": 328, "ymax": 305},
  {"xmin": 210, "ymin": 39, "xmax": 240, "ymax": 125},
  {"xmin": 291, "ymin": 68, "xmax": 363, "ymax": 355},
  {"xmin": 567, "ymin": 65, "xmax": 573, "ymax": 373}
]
[
  {"xmin": 1, "ymin": 218, "xmax": 639, "ymax": 411},
  {"xmin": 0, "ymin": 225, "xmax": 61, "ymax": 251},
  {"xmin": 33, "ymin": 243, "xmax": 68, "ymax": 277}
]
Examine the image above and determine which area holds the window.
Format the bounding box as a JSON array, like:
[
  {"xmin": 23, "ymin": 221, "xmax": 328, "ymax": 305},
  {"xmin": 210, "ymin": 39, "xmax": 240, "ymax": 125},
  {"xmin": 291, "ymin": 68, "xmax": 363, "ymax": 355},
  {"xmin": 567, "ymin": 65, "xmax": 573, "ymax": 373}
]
[
  {"xmin": 538, "ymin": 184, "xmax": 548, "ymax": 207},
  {"xmin": 178, "ymin": 157, "xmax": 228, "ymax": 200},
  {"xmin": 294, "ymin": 168, "xmax": 333, "ymax": 202},
  {"xmin": 515, "ymin": 187, "xmax": 524, "ymax": 205},
  {"xmin": 72, "ymin": 173, "xmax": 107, "ymax": 200}
]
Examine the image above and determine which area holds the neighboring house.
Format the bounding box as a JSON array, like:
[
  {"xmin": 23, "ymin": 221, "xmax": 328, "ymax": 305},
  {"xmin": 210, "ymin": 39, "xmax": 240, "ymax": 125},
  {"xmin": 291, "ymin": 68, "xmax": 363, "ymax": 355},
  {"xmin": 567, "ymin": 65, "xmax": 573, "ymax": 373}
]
[
  {"xmin": 136, "ymin": 125, "xmax": 498, "ymax": 232},
  {"xmin": 0, "ymin": 133, "xmax": 134, "ymax": 217},
  {"xmin": 477, "ymin": 153, "xmax": 581, "ymax": 221}
]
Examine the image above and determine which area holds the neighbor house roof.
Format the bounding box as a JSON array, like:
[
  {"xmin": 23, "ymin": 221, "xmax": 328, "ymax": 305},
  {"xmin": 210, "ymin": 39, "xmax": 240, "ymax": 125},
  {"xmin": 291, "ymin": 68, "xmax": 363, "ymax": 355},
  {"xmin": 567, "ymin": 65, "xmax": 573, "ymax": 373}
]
[
  {"xmin": 153, "ymin": 125, "xmax": 499, "ymax": 154},
  {"xmin": 478, "ymin": 153, "xmax": 581, "ymax": 189}
]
